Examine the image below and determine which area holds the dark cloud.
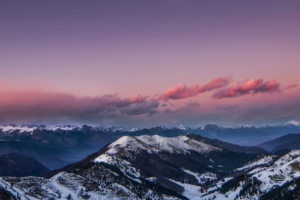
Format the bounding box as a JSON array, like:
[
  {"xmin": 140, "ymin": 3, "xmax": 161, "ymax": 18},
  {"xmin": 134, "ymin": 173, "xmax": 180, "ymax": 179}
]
[
  {"xmin": 163, "ymin": 108, "xmax": 183, "ymax": 115},
  {"xmin": 253, "ymin": 80, "xmax": 281, "ymax": 93},
  {"xmin": 164, "ymin": 108, "xmax": 172, "ymax": 114},
  {"xmin": 161, "ymin": 103, "xmax": 174, "ymax": 107},
  {"xmin": 119, "ymin": 101, "xmax": 159, "ymax": 115},
  {"xmin": 215, "ymin": 105, "xmax": 239, "ymax": 111},
  {"xmin": 0, "ymin": 90, "xmax": 159, "ymax": 124},
  {"xmin": 186, "ymin": 101, "xmax": 200, "ymax": 108}
]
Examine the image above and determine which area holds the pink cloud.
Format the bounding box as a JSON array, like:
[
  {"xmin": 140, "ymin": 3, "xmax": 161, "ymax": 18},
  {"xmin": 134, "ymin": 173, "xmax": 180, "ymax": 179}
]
[
  {"xmin": 212, "ymin": 78, "xmax": 281, "ymax": 99},
  {"xmin": 285, "ymin": 84, "xmax": 298, "ymax": 90},
  {"xmin": 159, "ymin": 76, "xmax": 232, "ymax": 101},
  {"xmin": 129, "ymin": 94, "xmax": 148, "ymax": 103}
]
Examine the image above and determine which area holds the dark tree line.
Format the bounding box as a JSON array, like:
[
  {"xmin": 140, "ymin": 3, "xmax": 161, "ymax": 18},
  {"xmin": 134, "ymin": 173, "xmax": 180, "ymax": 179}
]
[{"xmin": 261, "ymin": 177, "xmax": 300, "ymax": 200}]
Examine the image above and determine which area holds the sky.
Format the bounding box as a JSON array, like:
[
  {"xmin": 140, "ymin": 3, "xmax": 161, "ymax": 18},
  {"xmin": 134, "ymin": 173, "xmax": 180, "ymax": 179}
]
[{"xmin": 0, "ymin": 0, "xmax": 300, "ymax": 127}]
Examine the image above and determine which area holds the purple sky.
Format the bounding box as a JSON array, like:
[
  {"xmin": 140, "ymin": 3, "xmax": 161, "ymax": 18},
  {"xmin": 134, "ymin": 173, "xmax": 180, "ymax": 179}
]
[{"xmin": 0, "ymin": 0, "xmax": 300, "ymax": 127}]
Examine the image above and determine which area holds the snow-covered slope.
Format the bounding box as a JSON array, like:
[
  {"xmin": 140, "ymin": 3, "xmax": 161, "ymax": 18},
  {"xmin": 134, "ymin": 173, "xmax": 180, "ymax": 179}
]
[
  {"xmin": 3, "ymin": 134, "xmax": 300, "ymax": 200},
  {"xmin": 250, "ymin": 150, "xmax": 300, "ymax": 191},
  {"xmin": 236, "ymin": 154, "xmax": 277, "ymax": 172},
  {"xmin": 101, "ymin": 135, "xmax": 222, "ymax": 156},
  {"xmin": 0, "ymin": 172, "xmax": 180, "ymax": 200},
  {"xmin": 201, "ymin": 150, "xmax": 300, "ymax": 199},
  {"xmin": 92, "ymin": 135, "xmax": 225, "ymax": 194},
  {"xmin": 93, "ymin": 135, "xmax": 300, "ymax": 200},
  {"xmin": 0, "ymin": 133, "xmax": 228, "ymax": 199}
]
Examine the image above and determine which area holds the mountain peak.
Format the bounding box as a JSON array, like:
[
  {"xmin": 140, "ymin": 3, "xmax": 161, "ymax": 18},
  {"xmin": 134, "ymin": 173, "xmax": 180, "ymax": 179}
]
[{"xmin": 94, "ymin": 134, "xmax": 223, "ymax": 166}]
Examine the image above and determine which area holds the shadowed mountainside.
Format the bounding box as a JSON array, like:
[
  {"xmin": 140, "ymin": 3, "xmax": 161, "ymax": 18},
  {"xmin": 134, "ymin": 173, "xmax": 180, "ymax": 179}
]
[
  {"xmin": 0, "ymin": 153, "xmax": 49, "ymax": 176},
  {"xmin": 257, "ymin": 133, "xmax": 300, "ymax": 152},
  {"xmin": 186, "ymin": 133, "xmax": 268, "ymax": 154}
]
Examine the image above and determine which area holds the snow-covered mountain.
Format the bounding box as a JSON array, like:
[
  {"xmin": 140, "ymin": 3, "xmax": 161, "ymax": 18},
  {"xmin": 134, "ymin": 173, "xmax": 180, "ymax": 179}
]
[
  {"xmin": 1, "ymin": 122, "xmax": 300, "ymax": 148},
  {"xmin": 0, "ymin": 134, "xmax": 259, "ymax": 199},
  {"xmin": 102, "ymin": 135, "xmax": 222, "ymax": 155},
  {"xmin": 1, "ymin": 124, "xmax": 272, "ymax": 171},
  {"xmin": 1, "ymin": 134, "xmax": 300, "ymax": 199}
]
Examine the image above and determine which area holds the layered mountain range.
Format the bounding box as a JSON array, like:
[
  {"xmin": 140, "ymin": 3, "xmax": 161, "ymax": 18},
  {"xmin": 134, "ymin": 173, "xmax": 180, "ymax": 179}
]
[
  {"xmin": 1, "ymin": 122, "xmax": 300, "ymax": 148},
  {"xmin": 1, "ymin": 133, "xmax": 300, "ymax": 199},
  {"xmin": 1, "ymin": 123, "xmax": 300, "ymax": 171}
]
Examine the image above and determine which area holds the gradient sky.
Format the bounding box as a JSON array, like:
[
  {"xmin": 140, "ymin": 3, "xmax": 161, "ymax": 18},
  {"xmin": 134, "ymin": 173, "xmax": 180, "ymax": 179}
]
[{"xmin": 0, "ymin": 0, "xmax": 300, "ymax": 127}]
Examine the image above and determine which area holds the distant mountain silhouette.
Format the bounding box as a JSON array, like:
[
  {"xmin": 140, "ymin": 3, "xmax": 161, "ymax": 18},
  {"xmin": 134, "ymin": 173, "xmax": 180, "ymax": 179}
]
[
  {"xmin": 0, "ymin": 153, "xmax": 49, "ymax": 176},
  {"xmin": 257, "ymin": 133, "xmax": 300, "ymax": 152},
  {"xmin": 272, "ymin": 138, "xmax": 300, "ymax": 152},
  {"xmin": 0, "ymin": 141, "xmax": 71, "ymax": 169}
]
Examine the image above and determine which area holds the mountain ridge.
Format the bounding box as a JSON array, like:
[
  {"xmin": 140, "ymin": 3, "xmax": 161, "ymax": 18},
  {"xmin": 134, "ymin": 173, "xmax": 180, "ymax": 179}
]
[{"xmin": 186, "ymin": 133, "xmax": 268, "ymax": 154}]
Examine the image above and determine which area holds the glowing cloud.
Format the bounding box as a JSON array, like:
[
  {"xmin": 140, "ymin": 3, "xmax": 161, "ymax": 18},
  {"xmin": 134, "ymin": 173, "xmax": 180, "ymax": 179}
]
[
  {"xmin": 159, "ymin": 76, "xmax": 232, "ymax": 101},
  {"xmin": 129, "ymin": 94, "xmax": 148, "ymax": 103},
  {"xmin": 212, "ymin": 78, "xmax": 281, "ymax": 99}
]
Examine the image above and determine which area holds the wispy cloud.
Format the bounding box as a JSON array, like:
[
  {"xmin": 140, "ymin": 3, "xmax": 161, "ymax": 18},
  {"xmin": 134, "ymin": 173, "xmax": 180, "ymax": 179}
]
[
  {"xmin": 285, "ymin": 84, "xmax": 298, "ymax": 90},
  {"xmin": 212, "ymin": 79, "xmax": 280, "ymax": 99},
  {"xmin": 158, "ymin": 76, "xmax": 232, "ymax": 101},
  {"xmin": 215, "ymin": 105, "xmax": 239, "ymax": 111}
]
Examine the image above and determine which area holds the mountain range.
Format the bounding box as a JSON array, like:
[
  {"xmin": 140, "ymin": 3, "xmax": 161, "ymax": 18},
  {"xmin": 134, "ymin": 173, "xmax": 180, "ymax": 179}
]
[
  {"xmin": 1, "ymin": 122, "xmax": 300, "ymax": 199},
  {"xmin": 1, "ymin": 133, "xmax": 300, "ymax": 199},
  {"xmin": 1, "ymin": 123, "xmax": 300, "ymax": 170},
  {"xmin": 1, "ymin": 122, "xmax": 300, "ymax": 148}
]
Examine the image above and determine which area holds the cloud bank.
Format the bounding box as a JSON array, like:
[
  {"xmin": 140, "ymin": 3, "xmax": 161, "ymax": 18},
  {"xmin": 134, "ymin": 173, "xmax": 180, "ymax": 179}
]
[
  {"xmin": 0, "ymin": 89, "xmax": 159, "ymax": 124},
  {"xmin": 0, "ymin": 76, "xmax": 297, "ymax": 126}
]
